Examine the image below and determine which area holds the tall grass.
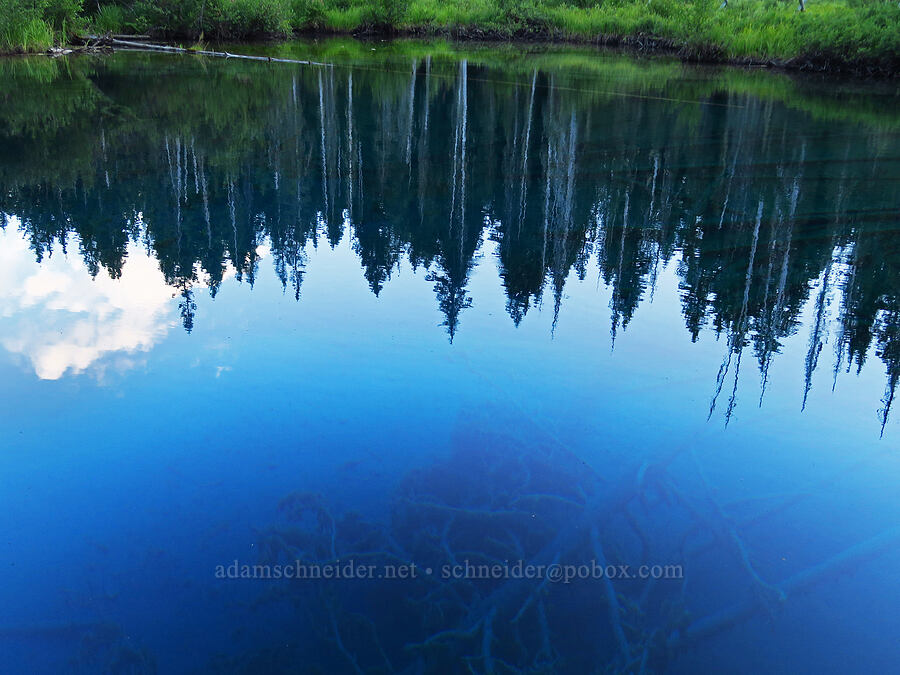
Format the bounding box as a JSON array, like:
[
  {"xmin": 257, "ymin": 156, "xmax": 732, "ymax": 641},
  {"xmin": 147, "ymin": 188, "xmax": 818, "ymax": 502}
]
[
  {"xmin": 93, "ymin": 4, "xmax": 127, "ymax": 33},
  {"xmin": 4, "ymin": 18, "xmax": 55, "ymax": 52},
  {"xmin": 0, "ymin": 0, "xmax": 82, "ymax": 53}
]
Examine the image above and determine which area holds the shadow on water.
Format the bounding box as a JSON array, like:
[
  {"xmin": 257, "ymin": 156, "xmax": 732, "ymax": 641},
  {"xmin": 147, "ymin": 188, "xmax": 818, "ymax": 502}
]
[{"xmin": 1, "ymin": 42, "xmax": 899, "ymax": 673}]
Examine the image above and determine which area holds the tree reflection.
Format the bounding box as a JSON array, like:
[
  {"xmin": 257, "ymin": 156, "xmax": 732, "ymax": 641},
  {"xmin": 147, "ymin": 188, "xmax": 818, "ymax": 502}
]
[{"xmin": 1, "ymin": 51, "xmax": 897, "ymax": 429}]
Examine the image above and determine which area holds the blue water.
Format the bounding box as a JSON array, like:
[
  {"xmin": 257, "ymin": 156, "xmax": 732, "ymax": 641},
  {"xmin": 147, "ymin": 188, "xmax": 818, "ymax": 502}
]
[{"xmin": 0, "ymin": 42, "xmax": 898, "ymax": 673}]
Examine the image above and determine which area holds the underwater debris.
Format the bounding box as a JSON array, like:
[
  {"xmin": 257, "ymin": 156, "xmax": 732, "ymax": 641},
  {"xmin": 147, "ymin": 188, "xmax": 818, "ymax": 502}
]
[
  {"xmin": 244, "ymin": 430, "xmax": 678, "ymax": 672},
  {"xmin": 230, "ymin": 425, "xmax": 899, "ymax": 674}
]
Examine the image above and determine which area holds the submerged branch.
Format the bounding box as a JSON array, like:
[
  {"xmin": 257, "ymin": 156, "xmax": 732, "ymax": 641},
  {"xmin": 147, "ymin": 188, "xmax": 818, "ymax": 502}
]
[{"xmin": 670, "ymin": 525, "xmax": 900, "ymax": 648}]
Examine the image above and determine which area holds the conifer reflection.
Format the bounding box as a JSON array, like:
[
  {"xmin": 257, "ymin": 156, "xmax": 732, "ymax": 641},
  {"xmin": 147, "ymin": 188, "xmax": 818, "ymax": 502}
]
[{"xmin": 1, "ymin": 52, "xmax": 897, "ymax": 428}]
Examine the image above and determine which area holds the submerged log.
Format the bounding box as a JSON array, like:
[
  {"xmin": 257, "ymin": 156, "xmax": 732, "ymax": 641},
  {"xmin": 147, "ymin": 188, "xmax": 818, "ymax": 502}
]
[
  {"xmin": 430, "ymin": 452, "xmax": 683, "ymax": 645},
  {"xmin": 669, "ymin": 525, "xmax": 900, "ymax": 649}
]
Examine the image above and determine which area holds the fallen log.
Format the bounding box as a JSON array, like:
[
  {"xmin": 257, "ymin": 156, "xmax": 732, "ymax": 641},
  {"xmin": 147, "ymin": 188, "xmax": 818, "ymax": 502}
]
[{"xmin": 82, "ymin": 35, "xmax": 330, "ymax": 67}]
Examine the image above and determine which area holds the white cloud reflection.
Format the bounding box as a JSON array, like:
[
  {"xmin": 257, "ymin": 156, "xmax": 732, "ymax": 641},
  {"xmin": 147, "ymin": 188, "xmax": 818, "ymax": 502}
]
[{"xmin": 0, "ymin": 222, "xmax": 176, "ymax": 380}]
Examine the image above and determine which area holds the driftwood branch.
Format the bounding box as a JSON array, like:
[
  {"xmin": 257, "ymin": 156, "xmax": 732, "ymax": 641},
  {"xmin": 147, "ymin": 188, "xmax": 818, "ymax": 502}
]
[{"xmin": 83, "ymin": 35, "xmax": 330, "ymax": 67}]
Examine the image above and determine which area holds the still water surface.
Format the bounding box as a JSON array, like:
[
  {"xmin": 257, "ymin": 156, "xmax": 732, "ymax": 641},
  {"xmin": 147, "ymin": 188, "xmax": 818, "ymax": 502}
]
[{"xmin": 0, "ymin": 40, "xmax": 899, "ymax": 673}]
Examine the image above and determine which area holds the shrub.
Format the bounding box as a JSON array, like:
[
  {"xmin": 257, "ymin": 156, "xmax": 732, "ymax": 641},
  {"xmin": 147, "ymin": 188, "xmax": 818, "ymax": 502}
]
[
  {"xmin": 292, "ymin": 0, "xmax": 327, "ymax": 28},
  {"xmin": 362, "ymin": 0, "xmax": 406, "ymax": 28},
  {"xmin": 497, "ymin": 0, "xmax": 546, "ymax": 30},
  {"xmin": 127, "ymin": 0, "xmax": 293, "ymax": 37},
  {"xmin": 43, "ymin": 0, "xmax": 84, "ymax": 32},
  {"xmin": 130, "ymin": 0, "xmax": 202, "ymax": 35},
  {"xmin": 220, "ymin": 0, "xmax": 292, "ymax": 35}
]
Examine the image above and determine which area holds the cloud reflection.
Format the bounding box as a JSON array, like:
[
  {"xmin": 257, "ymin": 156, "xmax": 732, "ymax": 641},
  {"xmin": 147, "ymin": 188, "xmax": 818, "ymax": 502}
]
[{"xmin": 0, "ymin": 222, "xmax": 175, "ymax": 380}]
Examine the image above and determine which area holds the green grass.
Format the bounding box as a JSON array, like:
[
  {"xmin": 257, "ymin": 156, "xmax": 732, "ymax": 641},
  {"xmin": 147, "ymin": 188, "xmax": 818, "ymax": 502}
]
[
  {"xmin": 1, "ymin": 0, "xmax": 898, "ymax": 71},
  {"xmin": 304, "ymin": 0, "xmax": 900, "ymax": 69},
  {"xmin": 2, "ymin": 17, "xmax": 55, "ymax": 52}
]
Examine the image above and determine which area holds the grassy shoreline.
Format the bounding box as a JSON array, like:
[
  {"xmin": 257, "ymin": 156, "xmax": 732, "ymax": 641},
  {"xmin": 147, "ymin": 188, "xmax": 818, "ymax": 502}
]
[
  {"xmin": 315, "ymin": 21, "xmax": 896, "ymax": 75},
  {"xmin": 1, "ymin": 0, "xmax": 898, "ymax": 76}
]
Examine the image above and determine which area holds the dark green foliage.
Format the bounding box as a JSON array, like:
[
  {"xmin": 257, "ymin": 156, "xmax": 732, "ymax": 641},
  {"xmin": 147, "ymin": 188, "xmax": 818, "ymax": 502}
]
[
  {"xmin": 43, "ymin": 0, "xmax": 84, "ymax": 30},
  {"xmin": 496, "ymin": 0, "xmax": 546, "ymax": 31},
  {"xmin": 361, "ymin": 0, "xmax": 406, "ymax": 28},
  {"xmin": 128, "ymin": 0, "xmax": 202, "ymax": 36},
  {"xmin": 205, "ymin": 0, "xmax": 292, "ymax": 37},
  {"xmin": 291, "ymin": 0, "xmax": 327, "ymax": 28},
  {"xmin": 91, "ymin": 0, "xmax": 290, "ymax": 39}
]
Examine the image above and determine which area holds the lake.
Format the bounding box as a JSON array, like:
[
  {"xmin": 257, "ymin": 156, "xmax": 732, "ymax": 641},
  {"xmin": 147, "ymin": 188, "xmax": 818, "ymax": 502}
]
[{"xmin": 0, "ymin": 39, "xmax": 898, "ymax": 673}]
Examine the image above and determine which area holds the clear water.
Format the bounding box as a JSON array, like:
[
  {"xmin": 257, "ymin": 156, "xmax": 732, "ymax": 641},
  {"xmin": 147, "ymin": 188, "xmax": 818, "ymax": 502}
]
[{"xmin": 0, "ymin": 40, "xmax": 898, "ymax": 674}]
